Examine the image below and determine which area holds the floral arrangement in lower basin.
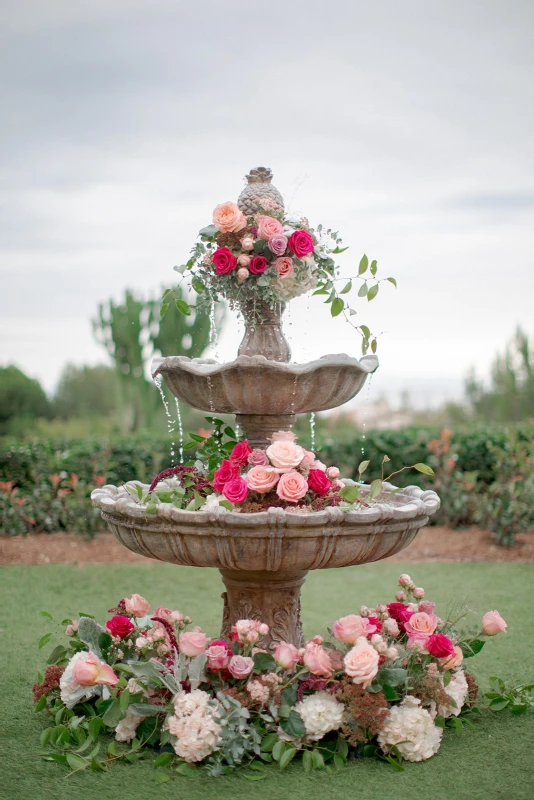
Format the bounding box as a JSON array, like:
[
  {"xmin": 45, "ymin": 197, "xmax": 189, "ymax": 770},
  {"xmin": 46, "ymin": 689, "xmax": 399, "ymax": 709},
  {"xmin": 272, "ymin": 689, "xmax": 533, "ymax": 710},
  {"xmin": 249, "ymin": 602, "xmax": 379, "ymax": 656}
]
[
  {"xmin": 124, "ymin": 420, "xmax": 434, "ymax": 514},
  {"xmin": 34, "ymin": 575, "xmax": 511, "ymax": 780}
]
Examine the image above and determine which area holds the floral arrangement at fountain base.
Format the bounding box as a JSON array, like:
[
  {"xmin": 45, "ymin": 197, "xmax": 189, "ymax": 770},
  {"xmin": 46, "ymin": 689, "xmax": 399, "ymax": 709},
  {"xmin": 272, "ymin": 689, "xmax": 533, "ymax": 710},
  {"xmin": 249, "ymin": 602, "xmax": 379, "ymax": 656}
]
[{"xmin": 34, "ymin": 575, "xmax": 511, "ymax": 780}]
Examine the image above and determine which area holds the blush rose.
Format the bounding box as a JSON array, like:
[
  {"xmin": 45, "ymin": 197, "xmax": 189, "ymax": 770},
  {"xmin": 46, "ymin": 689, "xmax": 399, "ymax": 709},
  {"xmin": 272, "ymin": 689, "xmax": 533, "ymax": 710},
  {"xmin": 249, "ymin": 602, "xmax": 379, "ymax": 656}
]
[
  {"xmin": 268, "ymin": 234, "xmax": 288, "ymax": 255},
  {"xmin": 276, "ymin": 470, "xmax": 308, "ymax": 503},
  {"xmin": 228, "ymin": 655, "xmax": 254, "ymax": 679},
  {"xmin": 273, "ymin": 641, "xmax": 300, "ymax": 670},
  {"xmin": 273, "ymin": 256, "xmax": 294, "ymax": 278},
  {"xmin": 246, "ymin": 465, "xmax": 279, "ymax": 494},
  {"xmin": 72, "ymin": 652, "xmax": 119, "ymax": 687},
  {"xmin": 212, "ymin": 201, "xmax": 247, "ymax": 233},
  {"xmin": 332, "ymin": 614, "xmax": 373, "ymax": 644},
  {"xmin": 303, "ymin": 642, "xmax": 334, "ymax": 677},
  {"xmin": 257, "ymin": 214, "xmax": 284, "ymax": 240},
  {"xmin": 179, "ymin": 629, "xmax": 209, "ymax": 657},
  {"xmin": 266, "ymin": 440, "xmax": 306, "ymax": 471},
  {"xmin": 343, "ymin": 637, "xmax": 380, "ymax": 688},
  {"xmin": 482, "ymin": 610, "xmax": 507, "ymax": 635},
  {"xmin": 124, "ymin": 594, "xmax": 150, "ymax": 617}
]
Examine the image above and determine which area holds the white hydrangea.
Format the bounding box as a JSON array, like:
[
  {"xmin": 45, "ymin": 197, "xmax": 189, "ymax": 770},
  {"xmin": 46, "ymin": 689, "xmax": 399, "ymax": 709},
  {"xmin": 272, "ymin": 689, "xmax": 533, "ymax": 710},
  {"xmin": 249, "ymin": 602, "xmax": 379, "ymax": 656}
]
[
  {"xmin": 438, "ymin": 669, "xmax": 469, "ymax": 718},
  {"xmin": 115, "ymin": 707, "xmax": 145, "ymax": 742},
  {"xmin": 295, "ymin": 691, "xmax": 344, "ymax": 741},
  {"xmin": 271, "ymin": 269, "xmax": 319, "ymax": 301},
  {"xmin": 166, "ymin": 689, "xmax": 222, "ymax": 763},
  {"xmin": 378, "ymin": 696, "xmax": 442, "ymax": 762},
  {"xmin": 204, "ymin": 493, "xmax": 224, "ymax": 511}
]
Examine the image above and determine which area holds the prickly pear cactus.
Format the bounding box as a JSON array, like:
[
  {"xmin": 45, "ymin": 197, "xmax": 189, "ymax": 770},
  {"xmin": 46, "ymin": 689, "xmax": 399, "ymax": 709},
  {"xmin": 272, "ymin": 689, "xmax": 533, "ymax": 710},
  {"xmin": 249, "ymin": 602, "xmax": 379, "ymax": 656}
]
[{"xmin": 237, "ymin": 167, "xmax": 285, "ymax": 215}]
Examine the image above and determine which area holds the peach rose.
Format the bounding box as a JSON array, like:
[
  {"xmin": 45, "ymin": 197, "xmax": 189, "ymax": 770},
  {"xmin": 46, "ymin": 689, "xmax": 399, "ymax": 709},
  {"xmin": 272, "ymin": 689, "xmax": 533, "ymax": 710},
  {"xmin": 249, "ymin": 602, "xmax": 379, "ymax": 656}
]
[
  {"xmin": 482, "ymin": 610, "xmax": 507, "ymax": 635},
  {"xmin": 332, "ymin": 614, "xmax": 373, "ymax": 645},
  {"xmin": 303, "ymin": 642, "xmax": 334, "ymax": 677},
  {"xmin": 266, "ymin": 440, "xmax": 305, "ymax": 472},
  {"xmin": 270, "ymin": 431, "xmax": 297, "ymax": 443},
  {"xmin": 213, "ymin": 201, "xmax": 247, "ymax": 233},
  {"xmin": 440, "ymin": 644, "xmax": 464, "ymax": 670},
  {"xmin": 273, "ymin": 256, "xmax": 294, "ymax": 279},
  {"xmin": 228, "ymin": 655, "xmax": 254, "ymax": 679},
  {"xmin": 404, "ymin": 612, "xmax": 438, "ymax": 639},
  {"xmin": 124, "ymin": 593, "xmax": 150, "ymax": 617},
  {"xmin": 273, "ymin": 641, "xmax": 300, "ymax": 670},
  {"xmin": 246, "ymin": 465, "xmax": 279, "ymax": 494},
  {"xmin": 344, "ymin": 637, "xmax": 380, "ymax": 688},
  {"xmin": 179, "ymin": 628, "xmax": 209, "ymax": 656},
  {"xmin": 276, "ymin": 470, "xmax": 308, "ymax": 503},
  {"xmin": 72, "ymin": 652, "xmax": 119, "ymax": 687},
  {"xmin": 257, "ymin": 214, "xmax": 284, "ymax": 240}
]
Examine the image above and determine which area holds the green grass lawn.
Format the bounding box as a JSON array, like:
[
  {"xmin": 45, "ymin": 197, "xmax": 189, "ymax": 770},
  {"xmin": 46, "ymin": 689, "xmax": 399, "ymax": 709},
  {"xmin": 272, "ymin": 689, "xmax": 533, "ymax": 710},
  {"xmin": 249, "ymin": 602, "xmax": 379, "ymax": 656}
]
[{"xmin": 1, "ymin": 560, "xmax": 533, "ymax": 800}]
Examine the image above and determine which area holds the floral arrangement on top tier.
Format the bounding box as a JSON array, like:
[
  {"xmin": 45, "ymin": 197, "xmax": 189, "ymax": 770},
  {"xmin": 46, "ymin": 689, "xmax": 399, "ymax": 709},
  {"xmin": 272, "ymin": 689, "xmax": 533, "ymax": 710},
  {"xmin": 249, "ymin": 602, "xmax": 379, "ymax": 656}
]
[
  {"xmin": 163, "ymin": 167, "xmax": 396, "ymax": 354},
  {"xmin": 34, "ymin": 575, "xmax": 517, "ymax": 781},
  {"xmin": 124, "ymin": 418, "xmax": 434, "ymax": 514}
]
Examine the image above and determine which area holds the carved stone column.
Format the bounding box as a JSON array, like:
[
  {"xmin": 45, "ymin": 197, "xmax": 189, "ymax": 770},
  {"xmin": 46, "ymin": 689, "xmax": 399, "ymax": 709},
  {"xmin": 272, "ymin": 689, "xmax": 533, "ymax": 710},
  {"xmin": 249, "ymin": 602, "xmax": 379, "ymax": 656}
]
[
  {"xmin": 237, "ymin": 301, "xmax": 291, "ymax": 363},
  {"xmin": 220, "ymin": 568, "xmax": 307, "ymax": 648}
]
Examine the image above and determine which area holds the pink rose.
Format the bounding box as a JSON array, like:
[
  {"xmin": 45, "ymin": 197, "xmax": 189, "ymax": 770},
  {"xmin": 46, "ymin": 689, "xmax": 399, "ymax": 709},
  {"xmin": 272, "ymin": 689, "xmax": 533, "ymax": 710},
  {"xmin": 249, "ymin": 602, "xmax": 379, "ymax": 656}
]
[
  {"xmin": 303, "ymin": 642, "xmax": 334, "ymax": 677},
  {"xmin": 440, "ymin": 645, "xmax": 464, "ymax": 670},
  {"xmin": 179, "ymin": 629, "xmax": 208, "ymax": 656},
  {"xmin": 482, "ymin": 610, "xmax": 507, "ymax": 635},
  {"xmin": 326, "ymin": 466, "xmax": 340, "ymax": 480},
  {"xmin": 418, "ymin": 601, "xmax": 436, "ymax": 615},
  {"xmin": 246, "ymin": 465, "xmax": 279, "ymax": 494},
  {"xmin": 230, "ymin": 440, "xmax": 252, "ymax": 466},
  {"xmin": 386, "ymin": 646, "xmax": 399, "ymax": 660},
  {"xmin": 237, "ymin": 254, "xmax": 251, "ymax": 267},
  {"xmin": 273, "ymin": 256, "xmax": 294, "ymax": 278},
  {"xmin": 413, "ymin": 587, "xmax": 425, "ymax": 599},
  {"xmin": 273, "ymin": 641, "xmax": 300, "ymax": 670},
  {"xmin": 404, "ymin": 612, "xmax": 438, "ymax": 639},
  {"xmin": 270, "ymin": 431, "xmax": 297, "ymax": 442},
  {"xmin": 266, "ymin": 440, "xmax": 305, "ymax": 471},
  {"xmin": 383, "ymin": 618, "xmax": 400, "ymax": 637},
  {"xmin": 206, "ymin": 642, "xmax": 232, "ymax": 670},
  {"xmin": 124, "ymin": 594, "xmax": 150, "ymax": 618},
  {"xmin": 308, "ymin": 469, "xmax": 332, "ymax": 496},
  {"xmin": 228, "ymin": 655, "xmax": 254, "ymax": 679},
  {"xmin": 222, "ymin": 477, "xmax": 248, "ymax": 504},
  {"xmin": 299, "ymin": 450, "xmax": 315, "ymax": 470},
  {"xmin": 65, "ymin": 619, "xmax": 79, "ymax": 636},
  {"xmin": 268, "ymin": 234, "xmax": 288, "ymax": 256},
  {"xmin": 212, "ymin": 247, "xmax": 237, "ymax": 275},
  {"xmin": 235, "ymin": 619, "xmax": 269, "ymax": 644},
  {"xmin": 213, "ymin": 201, "xmax": 247, "ymax": 233},
  {"xmin": 257, "ymin": 214, "xmax": 284, "ymax": 240},
  {"xmin": 288, "ymin": 229, "xmax": 314, "ymax": 258},
  {"xmin": 237, "ymin": 268, "xmax": 249, "ymax": 283},
  {"xmin": 395, "ymin": 591, "xmax": 407, "ymax": 602},
  {"xmin": 241, "ymin": 237, "xmax": 254, "ymax": 250},
  {"xmin": 276, "ymin": 470, "xmax": 308, "ymax": 503},
  {"xmin": 248, "ymin": 448, "xmax": 269, "ymax": 467},
  {"xmin": 398, "ymin": 574, "xmax": 412, "ymax": 587},
  {"xmin": 310, "ymin": 459, "xmax": 327, "ymax": 472},
  {"xmin": 213, "ymin": 460, "xmax": 240, "ymax": 492},
  {"xmin": 344, "ymin": 638, "xmax": 380, "ymax": 688},
  {"xmin": 249, "ymin": 255, "xmax": 268, "ymax": 274},
  {"xmin": 426, "ymin": 633, "xmax": 455, "ymax": 658},
  {"xmin": 72, "ymin": 652, "xmax": 119, "ymax": 687},
  {"xmin": 332, "ymin": 614, "xmax": 374, "ymax": 645}
]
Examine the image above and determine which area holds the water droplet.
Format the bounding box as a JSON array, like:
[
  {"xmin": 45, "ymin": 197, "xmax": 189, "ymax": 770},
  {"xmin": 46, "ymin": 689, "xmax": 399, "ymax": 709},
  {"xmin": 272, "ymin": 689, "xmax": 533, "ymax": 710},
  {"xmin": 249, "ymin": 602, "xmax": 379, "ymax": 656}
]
[
  {"xmin": 310, "ymin": 411, "xmax": 316, "ymax": 452},
  {"xmin": 154, "ymin": 374, "xmax": 176, "ymax": 465},
  {"xmin": 174, "ymin": 397, "xmax": 184, "ymax": 464}
]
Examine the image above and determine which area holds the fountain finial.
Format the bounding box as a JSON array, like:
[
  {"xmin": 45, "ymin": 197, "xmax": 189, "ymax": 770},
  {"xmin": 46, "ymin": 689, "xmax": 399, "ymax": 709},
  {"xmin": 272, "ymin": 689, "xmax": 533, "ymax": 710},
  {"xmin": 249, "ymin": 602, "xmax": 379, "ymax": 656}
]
[{"xmin": 238, "ymin": 166, "xmax": 285, "ymax": 215}]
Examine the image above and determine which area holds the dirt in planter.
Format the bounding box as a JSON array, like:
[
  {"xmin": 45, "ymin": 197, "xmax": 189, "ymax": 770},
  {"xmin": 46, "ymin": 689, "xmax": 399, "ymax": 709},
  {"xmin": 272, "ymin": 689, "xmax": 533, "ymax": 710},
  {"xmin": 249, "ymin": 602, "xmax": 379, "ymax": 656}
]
[{"xmin": 1, "ymin": 526, "xmax": 533, "ymax": 566}]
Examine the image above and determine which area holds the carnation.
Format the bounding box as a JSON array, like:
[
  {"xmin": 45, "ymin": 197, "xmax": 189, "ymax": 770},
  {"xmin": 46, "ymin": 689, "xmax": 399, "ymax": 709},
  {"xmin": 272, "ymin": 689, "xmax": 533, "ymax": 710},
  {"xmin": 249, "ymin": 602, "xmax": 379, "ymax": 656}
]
[
  {"xmin": 295, "ymin": 691, "xmax": 344, "ymax": 741},
  {"xmin": 378, "ymin": 696, "xmax": 442, "ymax": 762},
  {"xmin": 437, "ymin": 669, "xmax": 469, "ymax": 718}
]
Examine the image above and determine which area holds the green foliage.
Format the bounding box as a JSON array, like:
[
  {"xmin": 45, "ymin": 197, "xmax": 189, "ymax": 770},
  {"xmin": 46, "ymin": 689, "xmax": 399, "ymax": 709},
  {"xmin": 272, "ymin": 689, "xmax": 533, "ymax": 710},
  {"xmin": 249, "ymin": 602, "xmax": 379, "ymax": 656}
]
[
  {"xmin": 52, "ymin": 364, "xmax": 118, "ymax": 420},
  {"xmin": 484, "ymin": 676, "xmax": 534, "ymax": 715},
  {"xmin": 0, "ymin": 365, "xmax": 52, "ymax": 435}
]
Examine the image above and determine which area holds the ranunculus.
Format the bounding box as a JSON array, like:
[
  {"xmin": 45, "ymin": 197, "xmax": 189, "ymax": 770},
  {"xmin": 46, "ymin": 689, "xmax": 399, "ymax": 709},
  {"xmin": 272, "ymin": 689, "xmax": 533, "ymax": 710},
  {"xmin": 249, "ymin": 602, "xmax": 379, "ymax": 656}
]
[
  {"xmin": 257, "ymin": 214, "xmax": 284, "ymax": 240},
  {"xmin": 179, "ymin": 629, "xmax": 209, "ymax": 657},
  {"xmin": 249, "ymin": 255, "xmax": 268, "ymax": 274},
  {"xmin": 124, "ymin": 594, "xmax": 150, "ymax": 618},
  {"xmin": 404, "ymin": 612, "xmax": 438, "ymax": 640},
  {"xmin": 326, "ymin": 466, "xmax": 340, "ymax": 479},
  {"xmin": 212, "ymin": 247, "xmax": 237, "ymax": 275},
  {"xmin": 303, "ymin": 643, "xmax": 334, "ymax": 677},
  {"xmin": 288, "ymin": 229, "xmax": 314, "ymax": 258},
  {"xmin": 270, "ymin": 431, "xmax": 297, "ymax": 442},
  {"xmin": 237, "ymin": 254, "xmax": 251, "ymax": 267},
  {"xmin": 268, "ymin": 234, "xmax": 288, "ymax": 256},
  {"xmin": 206, "ymin": 641, "xmax": 232, "ymax": 670},
  {"xmin": 72, "ymin": 652, "xmax": 119, "ymax": 687},
  {"xmin": 308, "ymin": 469, "xmax": 332, "ymax": 496},
  {"xmin": 213, "ymin": 460, "xmax": 240, "ymax": 492},
  {"xmin": 273, "ymin": 641, "xmax": 300, "ymax": 670},
  {"xmin": 247, "ymin": 448, "xmax": 269, "ymax": 466},
  {"xmin": 273, "ymin": 256, "xmax": 294, "ymax": 278},
  {"xmin": 440, "ymin": 644, "xmax": 464, "ymax": 670},
  {"xmin": 482, "ymin": 610, "xmax": 507, "ymax": 635},
  {"xmin": 276, "ymin": 470, "xmax": 308, "ymax": 503},
  {"xmin": 213, "ymin": 201, "xmax": 247, "ymax": 233},
  {"xmin": 246, "ymin": 465, "xmax": 279, "ymax": 494},
  {"xmin": 426, "ymin": 633, "xmax": 455, "ymax": 658},
  {"xmin": 106, "ymin": 615, "xmax": 135, "ymax": 639},
  {"xmin": 228, "ymin": 655, "xmax": 254, "ymax": 679},
  {"xmin": 386, "ymin": 602, "xmax": 413, "ymax": 624},
  {"xmin": 222, "ymin": 477, "xmax": 248, "ymax": 504},
  {"xmin": 344, "ymin": 637, "xmax": 380, "ymax": 688},
  {"xmin": 332, "ymin": 615, "xmax": 373, "ymax": 644},
  {"xmin": 230, "ymin": 440, "xmax": 252, "ymax": 466},
  {"xmin": 266, "ymin": 440, "xmax": 306, "ymax": 471}
]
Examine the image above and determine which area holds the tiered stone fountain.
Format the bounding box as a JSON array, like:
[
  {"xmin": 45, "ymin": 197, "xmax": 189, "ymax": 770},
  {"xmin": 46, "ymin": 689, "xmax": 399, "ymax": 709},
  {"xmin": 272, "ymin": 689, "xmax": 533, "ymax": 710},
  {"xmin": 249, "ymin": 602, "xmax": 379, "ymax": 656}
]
[{"xmin": 91, "ymin": 168, "xmax": 439, "ymax": 647}]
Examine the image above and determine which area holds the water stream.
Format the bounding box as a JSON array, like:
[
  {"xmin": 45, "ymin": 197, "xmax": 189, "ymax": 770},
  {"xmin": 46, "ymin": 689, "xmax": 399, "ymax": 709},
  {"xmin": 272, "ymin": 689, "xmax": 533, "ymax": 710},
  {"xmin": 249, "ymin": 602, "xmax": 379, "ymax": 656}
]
[
  {"xmin": 154, "ymin": 375, "xmax": 176, "ymax": 465},
  {"xmin": 309, "ymin": 411, "xmax": 316, "ymax": 452},
  {"xmin": 174, "ymin": 397, "xmax": 184, "ymax": 464}
]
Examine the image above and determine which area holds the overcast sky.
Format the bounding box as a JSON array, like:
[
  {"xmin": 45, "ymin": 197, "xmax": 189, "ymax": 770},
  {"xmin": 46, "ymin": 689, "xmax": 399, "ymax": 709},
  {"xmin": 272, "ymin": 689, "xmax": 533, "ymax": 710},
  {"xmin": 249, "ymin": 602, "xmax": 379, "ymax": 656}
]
[{"xmin": 1, "ymin": 0, "xmax": 533, "ymax": 409}]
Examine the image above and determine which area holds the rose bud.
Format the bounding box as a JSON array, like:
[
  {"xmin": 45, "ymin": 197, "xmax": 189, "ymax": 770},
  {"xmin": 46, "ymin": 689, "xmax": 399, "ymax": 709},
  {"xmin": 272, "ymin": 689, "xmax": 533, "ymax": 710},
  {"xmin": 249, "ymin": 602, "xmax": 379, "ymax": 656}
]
[
  {"xmin": 237, "ymin": 268, "xmax": 250, "ymax": 283},
  {"xmin": 482, "ymin": 610, "xmax": 507, "ymax": 635}
]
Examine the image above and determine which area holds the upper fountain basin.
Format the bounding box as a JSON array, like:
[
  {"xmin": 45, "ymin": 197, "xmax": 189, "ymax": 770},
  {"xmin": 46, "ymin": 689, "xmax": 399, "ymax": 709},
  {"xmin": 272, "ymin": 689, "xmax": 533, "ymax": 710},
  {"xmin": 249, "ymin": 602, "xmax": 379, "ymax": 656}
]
[{"xmin": 151, "ymin": 353, "xmax": 378, "ymax": 415}]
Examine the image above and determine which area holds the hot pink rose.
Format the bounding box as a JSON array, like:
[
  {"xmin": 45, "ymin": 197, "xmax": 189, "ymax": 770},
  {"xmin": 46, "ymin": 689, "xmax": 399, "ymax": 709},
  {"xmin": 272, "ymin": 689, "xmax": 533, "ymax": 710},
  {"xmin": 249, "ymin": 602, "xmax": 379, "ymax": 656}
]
[
  {"xmin": 273, "ymin": 641, "xmax": 300, "ymax": 670},
  {"xmin": 249, "ymin": 255, "xmax": 268, "ymax": 274},
  {"xmin": 213, "ymin": 201, "xmax": 247, "ymax": 233},
  {"xmin": 303, "ymin": 642, "xmax": 334, "ymax": 677},
  {"xmin": 72, "ymin": 652, "xmax": 119, "ymax": 687},
  {"xmin": 386, "ymin": 602, "xmax": 413, "ymax": 625},
  {"xmin": 482, "ymin": 610, "xmax": 507, "ymax": 635},
  {"xmin": 266, "ymin": 440, "xmax": 305, "ymax": 471},
  {"xmin": 426, "ymin": 633, "xmax": 455, "ymax": 658},
  {"xmin": 273, "ymin": 256, "xmax": 294, "ymax": 278},
  {"xmin": 344, "ymin": 638, "xmax": 380, "ymax": 688},
  {"xmin": 270, "ymin": 431, "xmax": 297, "ymax": 442},
  {"xmin": 106, "ymin": 615, "xmax": 135, "ymax": 639},
  {"xmin": 440, "ymin": 645, "xmax": 464, "ymax": 670},
  {"xmin": 268, "ymin": 234, "xmax": 288, "ymax": 256},
  {"xmin": 206, "ymin": 641, "xmax": 232, "ymax": 670},
  {"xmin": 228, "ymin": 655, "xmax": 254, "ymax": 679},
  {"xmin": 230, "ymin": 440, "xmax": 252, "ymax": 466},
  {"xmin": 257, "ymin": 214, "xmax": 284, "ymax": 240},
  {"xmin": 222, "ymin": 477, "xmax": 248, "ymax": 504},
  {"xmin": 212, "ymin": 247, "xmax": 237, "ymax": 275},
  {"xmin": 213, "ymin": 460, "xmax": 240, "ymax": 492},
  {"xmin": 248, "ymin": 448, "xmax": 269, "ymax": 466},
  {"xmin": 288, "ymin": 229, "xmax": 314, "ymax": 258},
  {"xmin": 308, "ymin": 469, "xmax": 332, "ymax": 496},
  {"xmin": 276, "ymin": 470, "xmax": 308, "ymax": 503},
  {"xmin": 179, "ymin": 629, "xmax": 209, "ymax": 656},
  {"xmin": 246, "ymin": 465, "xmax": 279, "ymax": 494},
  {"xmin": 124, "ymin": 594, "xmax": 150, "ymax": 617},
  {"xmin": 332, "ymin": 614, "xmax": 374, "ymax": 644}
]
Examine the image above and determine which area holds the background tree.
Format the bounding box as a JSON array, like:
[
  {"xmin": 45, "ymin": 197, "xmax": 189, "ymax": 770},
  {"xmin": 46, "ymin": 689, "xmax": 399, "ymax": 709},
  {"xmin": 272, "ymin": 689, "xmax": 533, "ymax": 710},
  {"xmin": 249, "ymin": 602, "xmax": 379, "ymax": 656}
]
[
  {"xmin": 52, "ymin": 364, "xmax": 118, "ymax": 420},
  {"xmin": 0, "ymin": 365, "xmax": 52, "ymax": 435}
]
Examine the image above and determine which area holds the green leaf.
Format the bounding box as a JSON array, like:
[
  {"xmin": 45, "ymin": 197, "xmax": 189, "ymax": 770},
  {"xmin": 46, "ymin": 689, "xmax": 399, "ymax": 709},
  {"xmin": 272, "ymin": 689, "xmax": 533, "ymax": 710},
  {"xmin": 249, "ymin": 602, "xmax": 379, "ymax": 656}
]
[
  {"xmin": 279, "ymin": 746, "xmax": 297, "ymax": 770},
  {"xmin": 358, "ymin": 254, "xmax": 368, "ymax": 275},
  {"xmin": 261, "ymin": 732, "xmax": 278, "ymax": 753},
  {"xmin": 253, "ymin": 652, "xmax": 276, "ymax": 672},
  {"xmin": 88, "ymin": 718, "xmax": 102, "ymax": 740},
  {"xmin": 244, "ymin": 774, "xmax": 266, "ymax": 781},
  {"xmin": 77, "ymin": 617, "xmax": 106, "ymax": 657},
  {"xmin": 336, "ymin": 736, "xmax": 349, "ymax": 758},
  {"xmin": 363, "ymin": 744, "xmax": 377, "ymax": 758},
  {"xmin": 331, "ymin": 297, "xmax": 344, "ymax": 317},
  {"xmin": 333, "ymin": 753, "xmax": 346, "ymax": 771},
  {"xmin": 90, "ymin": 757, "xmax": 106, "ymax": 772},
  {"xmin": 119, "ymin": 689, "xmax": 131, "ymax": 712},
  {"xmin": 160, "ymin": 303, "xmax": 169, "ymax": 318},
  {"xmin": 360, "ymin": 324, "xmax": 371, "ymax": 339},
  {"xmin": 489, "ymin": 698, "xmax": 510, "ymax": 711},
  {"xmin": 281, "ymin": 685, "xmax": 298, "ymax": 707},
  {"xmin": 66, "ymin": 753, "xmax": 89, "ymax": 772},
  {"xmin": 175, "ymin": 299, "xmax": 191, "ymax": 316},
  {"xmin": 367, "ymin": 284, "xmax": 379, "ymax": 301},
  {"xmin": 382, "ymin": 684, "xmax": 399, "ymax": 701},
  {"xmin": 387, "ymin": 277, "xmax": 397, "ymax": 287},
  {"xmin": 413, "ymin": 463, "xmax": 435, "ymax": 476},
  {"xmin": 371, "ymin": 338, "xmax": 377, "ymax": 354},
  {"xmin": 154, "ymin": 752, "xmax": 174, "ymax": 769},
  {"xmin": 312, "ymin": 749, "xmax": 325, "ymax": 770},
  {"xmin": 176, "ymin": 763, "xmax": 198, "ymax": 777},
  {"xmin": 34, "ymin": 695, "xmax": 47, "ymax": 713},
  {"xmin": 340, "ymin": 281, "xmax": 352, "ymax": 294},
  {"xmin": 377, "ymin": 667, "xmax": 408, "ymax": 687},
  {"xmin": 38, "ymin": 633, "xmax": 52, "ymax": 649},
  {"xmin": 47, "ymin": 645, "xmax": 68, "ymax": 665},
  {"xmin": 40, "ymin": 611, "xmax": 54, "ymax": 621},
  {"xmin": 155, "ymin": 772, "xmax": 171, "ymax": 783},
  {"xmin": 370, "ymin": 260, "xmax": 377, "ymax": 275},
  {"xmin": 303, "ymin": 749, "xmax": 313, "ymax": 773},
  {"xmin": 340, "ymin": 484, "xmax": 360, "ymax": 504},
  {"xmin": 357, "ymin": 283, "xmax": 368, "ymax": 297},
  {"xmin": 272, "ymin": 740, "xmax": 286, "ymax": 762},
  {"xmin": 462, "ymin": 639, "xmax": 486, "ymax": 658},
  {"xmin": 369, "ymin": 479, "xmax": 383, "ymax": 500},
  {"xmin": 358, "ymin": 459, "xmax": 370, "ymax": 475},
  {"xmin": 443, "ymin": 670, "xmax": 452, "ymax": 687},
  {"xmin": 199, "ymin": 224, "xmax": 217, "ymax": 238},
  {"xmin": 102, "ymin": 700, "xmax": 124, "ymax": 728},
  {"xmin": 280, "ymin": 710, "xmax": 306, "ymax": 738},
  {"xmin": 332, "ymin": 246, "xmax": 349, "ymax": 254}
]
